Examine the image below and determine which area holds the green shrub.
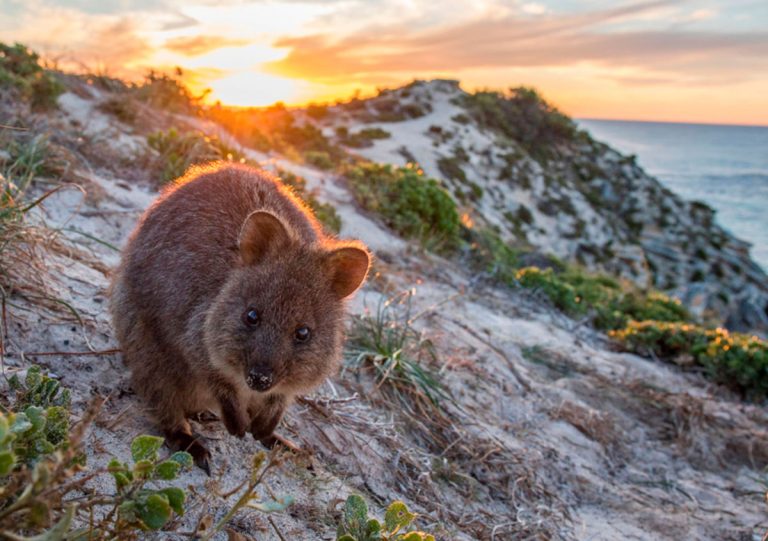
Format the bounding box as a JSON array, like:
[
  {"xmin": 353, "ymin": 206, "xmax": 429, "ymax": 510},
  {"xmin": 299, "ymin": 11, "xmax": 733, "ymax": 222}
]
[
  {"xmin": 98, "ymin": 96, "xmax": 138, "ymax": 124},
  {"xmin": 359, "ymin": 127, "xmax": 391, "ymax": 140},
  {"xmin": 0, "ymin": 42, "xmax": 63, "ymax": 110},
  {"xmin": 211, "ymin": 105, "xmax": 348, "ymax": 166},
  {"xmin": 135, "ymin": 68, "xmax": 202, "ymax": 113},
  {"xmin": 306, "ymin": 103, "xmax": 329, "ymax": 119},
  {"xmin": 304, "ymin": 150, "xmax": 334, "ymax": 170},
  {"xmin": 345, "ymin": 162, "xmax": 460, "ymax": 248},
  {"xmin": 277, "ymin": 168, "xmax": 342, "ymax": 233},
  {"xmin": 147, "ymin": 127, "xmax": 244, "ymax": 184},
  {"xmin": 515, "ymin": 266, "xmax": 689, "ymax": 330},
  {"xmin": 516, "ymin": 266, "xmax": 587, "ymax": 315},
  {"xmin": 3, "ymin": 366, "xmax": 71, "ymax": 467},
  {"xmin": 336, "ymin": 495, "xmax": 435, "ymax": 541},
  {"xmin": 461, "ymin": 87, "xmax": 577, "ymax": 162},
  {"xmin": 0, "ymin": 365, "xmax": 294, "ymax": 538},
  {"xmin": 338, "ymin": 127, "xmax": 391, "ymax": 148},
  {"xmin": 466, "ymin": 228, "xmax": 520, "ymax": 283},
  {"xmin": 610, "ymin": 322, "xmax": 768, "ymax": 400},
  {"xmin": 0, "ymin": 365, "xmax": 194, "ymax": 536}
]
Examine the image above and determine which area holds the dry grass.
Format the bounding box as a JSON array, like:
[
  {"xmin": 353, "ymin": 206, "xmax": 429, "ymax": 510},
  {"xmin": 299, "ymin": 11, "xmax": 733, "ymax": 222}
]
[
  {"xmin": 0, "ymin": 131, "xmax": 93, "ymax": 329},
  {"xmin": 551, "ymin": 399, "xmax": 623, "ymax": 457},
  {"xmin": 336, "ymin": 291, "xmax": 571, "ymax": 539}
]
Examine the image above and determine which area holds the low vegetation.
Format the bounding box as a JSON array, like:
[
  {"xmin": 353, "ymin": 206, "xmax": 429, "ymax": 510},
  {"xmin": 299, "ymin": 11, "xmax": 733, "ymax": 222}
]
[
  {"xmin": 0, "ymin": 366, "xmax": 194, "ymax": 537},
  {"xmin": 0, "ymin": 132, "xmax": 74, "ymax": 314},
  {"xmin": 336, "ymin": 495, "xmax": 435, "ymax": 541},
  {"xmin": 514, "ymin": 266, "xmax": 689, "ymax": 330},
  {"xmin": 461, "ymin": 87, "xmax": 580, "ymax": 162},
  {"xmin": 345, "ymin": 162, "xmax": 460, "ymax": 248},
  {"xmin": 0, "ymin": 42, "xmax": 63, "ymax": 110},
  {"xmin": 208, "ymin": 103, "xmax": 348, "ymax": 169},
  {"xmin": 336, "ymin": 126, "xmax": 391, "ymax": 148},
  {"xmin": 0, "ymin": 366, "xmax": 294, "ymax": 538},
  {"xmin": 345, "ymin": 291, "xmax": 450, "ymax": 414},
  {"xmin": 133, "ymin": 68, "xmax": 205, "ymax": 114},
  {"xmin": 610, "ymin": 322, "xmax": 768, "ymax": 399},
  {"xmin": 276, "ymin": 168, "xmax": 342, "ymax": 233},
  {"xmin": 147, "ymin": 127, "xmax": 245, "ymax": 184}
]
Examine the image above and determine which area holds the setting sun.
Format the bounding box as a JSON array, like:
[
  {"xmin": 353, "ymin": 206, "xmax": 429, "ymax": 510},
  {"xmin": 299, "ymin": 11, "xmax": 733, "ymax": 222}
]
[{"xmin": 201, "ymin": 70, "xmax": 301, "ymax": 107}]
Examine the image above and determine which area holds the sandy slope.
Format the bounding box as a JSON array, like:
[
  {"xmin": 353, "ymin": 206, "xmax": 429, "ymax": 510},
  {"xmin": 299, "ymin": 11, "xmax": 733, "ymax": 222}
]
[{"xmin": 2, "ymin": 86, "xmax": 767, "ymax": 540}]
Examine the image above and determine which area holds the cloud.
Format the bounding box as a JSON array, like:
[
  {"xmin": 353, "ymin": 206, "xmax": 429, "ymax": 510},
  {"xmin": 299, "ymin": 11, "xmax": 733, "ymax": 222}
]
[
  {"xmin": 521, "ymin": 2, "xmax": 548, "ymax": 15},
  {"xmin": 690, "ymin": 7, "xmax": 718, "ymax": 20},
  {"xmin": 163, "ymin": 35, "xmax": 250, "ymax": 56},
  {"xmin": 0, "ymin": 3, "xmax": 158, "ymax": 77},
  {"xmin": 265, "ymin": 0, "xmax": 768, "ymax": 87}
]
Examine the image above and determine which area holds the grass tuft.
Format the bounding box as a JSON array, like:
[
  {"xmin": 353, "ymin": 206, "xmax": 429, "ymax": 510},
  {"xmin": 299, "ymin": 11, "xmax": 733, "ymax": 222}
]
[{"xmin": 345, "ymin": 291, "xmax": 450, "ymax": 412}]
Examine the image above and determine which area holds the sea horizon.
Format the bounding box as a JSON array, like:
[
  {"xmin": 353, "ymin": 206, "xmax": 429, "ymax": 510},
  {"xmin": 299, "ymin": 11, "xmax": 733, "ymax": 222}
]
[{"xmin": 578, "ymin": 117, "xmax": 768, "ymax": 130}]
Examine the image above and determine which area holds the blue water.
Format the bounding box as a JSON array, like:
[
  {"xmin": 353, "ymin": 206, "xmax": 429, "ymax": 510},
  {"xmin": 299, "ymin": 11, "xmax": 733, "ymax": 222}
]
[{"xmin": 578, "ymin": 119, "xmax": 768, "ymax": 271}]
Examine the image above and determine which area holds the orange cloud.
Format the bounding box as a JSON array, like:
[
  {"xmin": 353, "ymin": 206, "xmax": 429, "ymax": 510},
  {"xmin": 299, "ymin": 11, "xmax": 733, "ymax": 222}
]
[
  {"xmin": 163, "ymin": 35, "xmax": 251, "ymax": 57},
  {"xmin": 266, "ymin": 1, "xmax": 768, "ymax": 88}
]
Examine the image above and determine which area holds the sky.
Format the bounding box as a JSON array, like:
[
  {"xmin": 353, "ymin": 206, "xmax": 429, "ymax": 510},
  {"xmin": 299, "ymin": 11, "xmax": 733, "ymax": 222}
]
[{"xmin": 1, "ymin": 0, "xmax": 767, "ymax": 125}]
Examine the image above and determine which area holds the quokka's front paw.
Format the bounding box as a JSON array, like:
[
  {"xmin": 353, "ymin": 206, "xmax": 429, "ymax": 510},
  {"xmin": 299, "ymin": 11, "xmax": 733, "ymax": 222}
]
[
  {"xmin": 165, "ymin": 430, "xmax": 212, "ymax": 476},
  {"xmin": 219, "ymin": 396, "xmax": 249, "ymax": 438}
]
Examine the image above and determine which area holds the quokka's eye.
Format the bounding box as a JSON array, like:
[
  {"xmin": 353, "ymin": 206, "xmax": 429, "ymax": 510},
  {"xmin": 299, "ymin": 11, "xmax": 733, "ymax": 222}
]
[
  {"xmin": 294, "ymin": 326, "xmax": 311, "ymax": 343},
  {"xmin": 243, "ymin": 308, "xmax": 260, "ymax": 326}
]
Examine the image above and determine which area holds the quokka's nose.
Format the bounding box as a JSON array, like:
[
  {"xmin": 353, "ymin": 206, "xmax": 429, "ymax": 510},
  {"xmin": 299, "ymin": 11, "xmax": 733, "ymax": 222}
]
[{"xmin": 247, "ymin": 367, "xmax": 274, "ymax": 392}]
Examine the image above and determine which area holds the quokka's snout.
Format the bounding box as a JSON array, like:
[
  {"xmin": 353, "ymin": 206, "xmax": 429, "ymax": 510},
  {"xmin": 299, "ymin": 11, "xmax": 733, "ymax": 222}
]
[{"xmin": 110, "ymin": 163, "xmax": 370, "ymax": 471}]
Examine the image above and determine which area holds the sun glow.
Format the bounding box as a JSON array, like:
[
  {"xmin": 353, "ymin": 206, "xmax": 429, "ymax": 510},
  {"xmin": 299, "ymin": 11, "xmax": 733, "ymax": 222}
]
[{"xmin": 203, "ymin": 70, "xmax": 302, "ymax": 107}]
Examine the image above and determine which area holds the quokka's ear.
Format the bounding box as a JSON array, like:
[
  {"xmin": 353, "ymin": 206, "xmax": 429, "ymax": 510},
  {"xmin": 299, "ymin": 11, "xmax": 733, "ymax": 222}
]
[
  {"xmin": 325, "ymin": 244, "xmax": 371, "ymax": 299},
  {"xmin": 239, "ymin": 211, "xmax": 291, "ymax": 265}
]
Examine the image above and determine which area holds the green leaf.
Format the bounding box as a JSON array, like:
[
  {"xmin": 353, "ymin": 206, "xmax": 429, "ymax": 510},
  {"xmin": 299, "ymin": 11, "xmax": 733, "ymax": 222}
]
[
  {"xmin": 139, "ymin": 493, "xmax": 172, "ymax": 530},
  {"xmin": 24, "ymin": 406, "xmax": 46, "ymax": 433},
  {"xmin": 112, "ymin": 471, "xmax": 131, "ymax": 491},
  {"xmin": 130, "ymin": 435, "xmax": 164, "ymax": 462},
  {"xmin": 8, "ymin": 373, "xmax": 21, "ymax": 391},
  {"xmin": 0, "ymin": 450, "xmax": 16, "ymax": 475},
  {"xmin": 398, "ymin": 533, "xmax": 427, "ymax": 541},
  {"xmin": 10, "ymin": 413, "xmax": 32, "ymax": 434},
  {"xmin": 43, "ymin": 406, "xmax": 69, "ymax": 446},
  {"xmin": 344, "ymin": 495, "xmax": 368, "ymax": 532},
  {"xmin": 365, "ymin": 519, "xmax": 383, "ymax": 537},
  {"xmin": 118, "ymin": 500, "xmax": 138, "ymax": 524},
  {"xmin": 0, "ymin": 414, "xmax": 9, "ymax": 442},
  {"xmin": 133, "ymin": 459, "xmax": 154, "ymax": 477},
  {"xmin": 168, "ymin": 451, "xmax": 193, "ymax": 468},
  {"xmin": 384, "ymin": 501, "xmax": 415, "ymax": 534},
  {"xmin": 25, "ymin": 365, "xmax": 42, "ymax": 389},
  {"xmin": 247, "ymin": 494, "xmax": 295, "ymax": 513},
  {"xmin": 158, "ymin": 487, "xmax": 185, "ymax": 516},
  {"xmin": 154, "ymin": 460, "xmax": 181, "ymax": 480},
  {"xmin": 337, "ymin": 536, "xmax": 357, "ymax": 541}
]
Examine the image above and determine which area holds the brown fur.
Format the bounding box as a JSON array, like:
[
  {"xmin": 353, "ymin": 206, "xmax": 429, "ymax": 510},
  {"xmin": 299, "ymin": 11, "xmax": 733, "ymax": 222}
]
[{"xmin": 110, "ymin": 163, "xmax": 370, "ymax": 470}]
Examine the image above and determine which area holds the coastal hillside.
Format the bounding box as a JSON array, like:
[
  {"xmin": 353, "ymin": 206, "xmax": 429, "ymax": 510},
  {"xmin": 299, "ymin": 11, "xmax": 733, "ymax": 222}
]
[
  {"xmin": 1, "ymin": 46, "xmax": 767, "ymax": 540},
  {"xmin": 301, "ymin": 80, "xmax": 768, "ymax": 333}
]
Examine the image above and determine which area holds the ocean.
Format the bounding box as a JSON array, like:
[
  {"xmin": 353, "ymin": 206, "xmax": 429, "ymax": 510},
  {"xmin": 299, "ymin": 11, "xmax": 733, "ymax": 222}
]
[{"xmin": 577, "ymin": 119, "xmax": 768, "ymax": 272}]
